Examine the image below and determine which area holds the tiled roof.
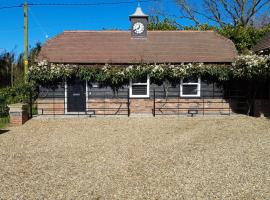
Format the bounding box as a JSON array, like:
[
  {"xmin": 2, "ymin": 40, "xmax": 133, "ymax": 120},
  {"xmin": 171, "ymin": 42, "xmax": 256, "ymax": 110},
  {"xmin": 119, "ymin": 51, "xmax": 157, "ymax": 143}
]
[
  {"xmin": 38, "ymin": 30, "xmax": 237, "ymax": 64},
  {"xmin": 253, "ymin": 32, "xmax": 270, "ymax": 53}
]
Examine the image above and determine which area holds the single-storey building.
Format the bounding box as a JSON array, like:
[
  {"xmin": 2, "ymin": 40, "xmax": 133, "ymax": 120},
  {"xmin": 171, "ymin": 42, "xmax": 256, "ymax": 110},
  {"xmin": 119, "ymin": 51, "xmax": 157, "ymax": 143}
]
[{"xmin": 37, "ymin": 6, "xmax": 253, "ymax": 116}]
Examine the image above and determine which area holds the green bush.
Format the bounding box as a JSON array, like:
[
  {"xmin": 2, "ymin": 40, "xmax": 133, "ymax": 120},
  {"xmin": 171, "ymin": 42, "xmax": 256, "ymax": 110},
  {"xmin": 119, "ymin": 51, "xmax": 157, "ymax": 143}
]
[
  {"xmin": 0, "ymin": 98, "xmax": 8, "ymax": 117},
  {"xmin": 0, "ymin": 83, "xmax": 38, "ymax": 105}
]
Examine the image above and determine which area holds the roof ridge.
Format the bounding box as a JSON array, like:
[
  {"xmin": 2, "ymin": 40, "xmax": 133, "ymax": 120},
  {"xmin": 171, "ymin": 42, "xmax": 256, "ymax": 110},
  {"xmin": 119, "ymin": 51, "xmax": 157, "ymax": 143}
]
[
  {"xmin": 64, "ymin": 30, "xmax": 129, "ymax": 32},
  {"xmin": 150, "ymin": 30, "xmax": 215, "ymax": 32},
  {"xmin": 63, "ymin": 30, "xmax": 215, "ymax": 33}
]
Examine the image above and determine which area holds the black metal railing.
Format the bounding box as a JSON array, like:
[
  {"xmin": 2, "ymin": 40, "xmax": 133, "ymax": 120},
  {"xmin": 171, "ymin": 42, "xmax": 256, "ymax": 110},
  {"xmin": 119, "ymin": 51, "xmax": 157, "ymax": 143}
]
[
  {"xmin": 152, "ymin": 89, "xmax": 249, "ymax": 116},
  {"xmin": 32, "ymin": 87, "xmax": 249, "ymax": 117},
  {"xmin": 35, "ymin": 88, "xmax": 130, "ymax": 117}
]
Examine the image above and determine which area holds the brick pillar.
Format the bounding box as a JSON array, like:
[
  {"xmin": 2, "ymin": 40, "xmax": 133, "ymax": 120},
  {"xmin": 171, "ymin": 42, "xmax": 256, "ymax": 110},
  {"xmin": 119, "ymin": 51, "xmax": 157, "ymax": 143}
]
[{"xmin": 8, "ymin": 104, "xmax": 29, "ymax": 126}]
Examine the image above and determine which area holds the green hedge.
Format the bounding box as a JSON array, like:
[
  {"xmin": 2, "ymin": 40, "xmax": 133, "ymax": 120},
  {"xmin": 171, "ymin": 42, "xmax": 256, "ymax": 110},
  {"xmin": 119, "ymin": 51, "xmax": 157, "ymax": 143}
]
[
  {"xmin": 0, "ymin": 97, "xmax": 8, "ymax": 117},
  {"xmin": 0, "ymin": 83, "xmax": 38, "ymax": 117}
]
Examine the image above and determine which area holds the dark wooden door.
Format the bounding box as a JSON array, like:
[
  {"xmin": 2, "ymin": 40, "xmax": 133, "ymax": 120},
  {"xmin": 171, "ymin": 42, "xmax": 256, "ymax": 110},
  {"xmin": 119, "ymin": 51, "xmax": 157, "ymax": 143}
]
[{"xmin": 67, "ymin": 80, "xmax": 86, "ymax": 112}]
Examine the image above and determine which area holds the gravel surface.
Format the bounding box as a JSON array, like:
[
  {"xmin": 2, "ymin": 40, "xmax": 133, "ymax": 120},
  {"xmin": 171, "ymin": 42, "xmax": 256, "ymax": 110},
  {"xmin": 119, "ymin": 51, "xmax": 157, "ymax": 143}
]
[{"xmin": 0, "ymin": 116, "xmax": 270, "ymax": 199}]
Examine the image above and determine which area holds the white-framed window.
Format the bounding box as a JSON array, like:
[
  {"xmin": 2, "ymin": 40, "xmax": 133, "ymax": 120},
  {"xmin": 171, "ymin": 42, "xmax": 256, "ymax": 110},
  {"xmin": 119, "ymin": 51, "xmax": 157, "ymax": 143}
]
[
  {"xmin": 180, "ymin": 77, "xmax": 201, "ymax": 97},
  {"xmin": 129, "ymin": 75, "xmax": 150, "ymax": 98}
]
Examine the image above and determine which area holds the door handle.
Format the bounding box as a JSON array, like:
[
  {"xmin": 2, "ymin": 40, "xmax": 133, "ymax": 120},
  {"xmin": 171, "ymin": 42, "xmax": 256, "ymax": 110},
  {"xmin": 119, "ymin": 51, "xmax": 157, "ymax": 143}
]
[{"xmin": 73, "ymin": 93, "xmax": 80, "ymax": 96}]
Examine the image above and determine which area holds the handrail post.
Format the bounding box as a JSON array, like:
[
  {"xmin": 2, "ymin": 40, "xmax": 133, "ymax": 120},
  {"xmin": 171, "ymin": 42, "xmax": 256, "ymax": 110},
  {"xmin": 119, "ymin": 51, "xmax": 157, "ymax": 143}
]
[
  {"xmin": 229, "ymin": 97, "xmax": 231, "ymax": 116},
  {"xmin": 104, "ymin": 90, "xmax": 105, "ymax": 116},
  {"xmin": 229, "ymin": 88, "xmax": 231, "ymax": 116},
  {"xmin": 85, "ymin": 84, "xmax": 87, "ymax": 115},
  {"xmin": 203, "ymin": 97, "xmax": 205, "ymax": 116},
  {"xmin": 202, "ymin": 88, "xmax": 204, "ymax": 116},
  {"xmin": 178, "ymin": 88, "xmax": 180, "ymax": 116},
  {"xmin": 29, "ymin": 89, "xmax": 33, "ymax": 118},
  {"xmin": 128, "ymin": 88, "xmax": 130, "ymax": 117},
  {"xmin": 53, "ymin": 87, "xmax": 55, "ymax": 117},
  {"xmin": 153, "ymin": 89, "xmax": 156, "ymax": 117}
]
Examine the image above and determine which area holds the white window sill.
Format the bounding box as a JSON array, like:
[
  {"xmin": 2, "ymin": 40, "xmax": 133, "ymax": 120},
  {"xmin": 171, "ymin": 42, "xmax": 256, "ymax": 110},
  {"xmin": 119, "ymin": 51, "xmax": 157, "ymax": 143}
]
[
  {"xmin": 130, "ymin": 95, "xmax": 150, "ymax": 98},
  {"xmin": 180, "ymin": 95, "xmax": 201, "ymax": 98}
]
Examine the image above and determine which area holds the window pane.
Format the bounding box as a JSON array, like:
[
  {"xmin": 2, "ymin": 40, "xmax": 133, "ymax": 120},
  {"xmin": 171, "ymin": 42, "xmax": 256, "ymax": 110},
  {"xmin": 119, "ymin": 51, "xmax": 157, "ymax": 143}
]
[
  {"xmin": 182, "ymin": 85, "xmax": 198, "ymax": 95},
  {"xmin": 133, "ymin": 75, "xmax": 147, "ymax": 83},
  {"xmin": 183, "ymin": 76, "xmax": 198, "ymax": 83},
  {"xmin": 132, "ymin": 85, "xmax": 147, "ymax": 95}
]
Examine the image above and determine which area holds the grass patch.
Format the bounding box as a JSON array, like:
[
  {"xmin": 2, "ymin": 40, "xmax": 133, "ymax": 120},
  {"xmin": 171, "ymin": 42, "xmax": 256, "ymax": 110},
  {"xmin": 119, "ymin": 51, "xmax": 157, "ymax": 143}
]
[{"xmin": 0, "ymin": 116, "xmax": 9, "ymax": 129}]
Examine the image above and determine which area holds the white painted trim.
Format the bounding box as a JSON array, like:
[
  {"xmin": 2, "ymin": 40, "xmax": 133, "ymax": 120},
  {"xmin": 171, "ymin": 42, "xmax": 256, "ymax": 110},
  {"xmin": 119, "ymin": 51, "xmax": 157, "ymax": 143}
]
[
  {"xmin": 129, "ymin": 75, "xmax": 150, "ymax": 98},
  {"xmin": 65, "ymin": 80, "xmax": 88, "ymax": 114},
  {"xmin": 180, "ymin": 77, "xmax": 201, "ymax": 97}
]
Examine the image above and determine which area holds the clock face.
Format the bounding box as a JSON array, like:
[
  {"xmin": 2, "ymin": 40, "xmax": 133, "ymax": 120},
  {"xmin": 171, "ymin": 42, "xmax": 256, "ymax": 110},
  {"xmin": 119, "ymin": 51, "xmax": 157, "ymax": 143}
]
[{"xmin": 133, "ymin": 22, "xmax": 145, "ymax": 34}]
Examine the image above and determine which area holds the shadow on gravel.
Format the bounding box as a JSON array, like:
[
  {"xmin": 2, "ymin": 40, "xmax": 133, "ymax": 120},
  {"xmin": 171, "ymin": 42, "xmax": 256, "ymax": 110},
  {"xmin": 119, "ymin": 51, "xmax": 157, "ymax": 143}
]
[{"xmin": 0, "ymin": 130, "xmax": 9, "ymax": 135}]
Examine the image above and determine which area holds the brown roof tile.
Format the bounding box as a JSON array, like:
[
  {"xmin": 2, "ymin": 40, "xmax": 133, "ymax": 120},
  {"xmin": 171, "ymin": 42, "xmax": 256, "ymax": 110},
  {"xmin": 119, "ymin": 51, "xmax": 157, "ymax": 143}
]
[
  {"xmin": 38, "ymin": 30, "xmax": 237, "ymax": 64},
  {"xmin": 253, "ymin": 32, "xmax": 270, "ymax": 53}
]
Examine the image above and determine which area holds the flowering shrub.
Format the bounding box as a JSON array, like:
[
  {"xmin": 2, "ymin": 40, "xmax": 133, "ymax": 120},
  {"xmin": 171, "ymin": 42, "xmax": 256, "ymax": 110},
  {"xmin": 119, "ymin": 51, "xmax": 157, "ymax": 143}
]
[
  {"xmin": 28, "ymin": 54, "xmax": 270, "ymax": 87},
  {"xmin": 28, "ymin": 61, "xmax": 74, "ymax": 84},
  {"xmin": 232, "ymin": 54, "xmax": 270, "ymax": 79}
]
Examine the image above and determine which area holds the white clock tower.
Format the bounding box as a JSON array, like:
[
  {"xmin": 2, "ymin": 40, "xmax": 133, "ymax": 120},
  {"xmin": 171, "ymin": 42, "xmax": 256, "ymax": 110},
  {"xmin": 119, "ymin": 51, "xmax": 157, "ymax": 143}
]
[{"xmin": 129, "ymin": 4, "xmax": 148, "ymax": 38}]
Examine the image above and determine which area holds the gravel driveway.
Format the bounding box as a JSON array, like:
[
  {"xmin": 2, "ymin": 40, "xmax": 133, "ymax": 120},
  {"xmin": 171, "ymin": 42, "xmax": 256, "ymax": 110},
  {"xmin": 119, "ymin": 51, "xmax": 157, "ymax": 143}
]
[{"xmin": 0, "ymin": 116, "xmax": 270, "ymax": 199}]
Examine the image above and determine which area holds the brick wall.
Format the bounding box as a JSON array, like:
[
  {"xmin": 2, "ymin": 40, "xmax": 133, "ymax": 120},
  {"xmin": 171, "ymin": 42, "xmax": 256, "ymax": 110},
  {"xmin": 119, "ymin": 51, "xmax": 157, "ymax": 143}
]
[
  {"xmin": 37, "ymin": 99, "xmax": 65, "ymax": 115},
  {"xmin": 37, "ymin": 98, "xmax": 239, "ymax": 116},
  {"xmin": 154, "ymin": 98, "xmax": 233, "ymax": 115},
  {"xmin": 130, "ymin": 99, "xmax": 153, "ymax": 114},
  {"xmin": 88, "ymin": 99, "xmax": 129, "ymax": 115}
]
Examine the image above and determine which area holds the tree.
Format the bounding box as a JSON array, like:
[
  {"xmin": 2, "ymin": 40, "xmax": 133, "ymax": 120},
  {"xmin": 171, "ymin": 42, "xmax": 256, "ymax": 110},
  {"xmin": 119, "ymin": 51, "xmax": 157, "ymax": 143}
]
[
  {"xmin": 29, "ymin": 42, "xmax": 42, "ymax": 67},
  {"xmin": 175, "ymin": 0, "xmax": 270, "ymax": 27},
  {"xmin": 218, "ymin": 24, "xmax": 270, "ymax": 53},
  {"xmin": 254, "ymin": 13, "xmax": 270, "ymax": 28},
  {"xmin": 148, "ymin": 16, "xmax": 179, "ymax": 30},
  {"xmin": 0, "ymin": 43, "xmax": 42, "ymax": 88},
  {"xmin": 14, "ymin": 53, "xmax": 25, "ymax": 85},
  {"xmin": 0, "ymin": 52, "xmax": 15, "ymax": 88},
  {"xmin": 149, "ymin": 17, "xmax": 270, "ymax": 53},
  {"xmin": 183, "ymin": 23, "xmax": 270, "ymax": 53}
]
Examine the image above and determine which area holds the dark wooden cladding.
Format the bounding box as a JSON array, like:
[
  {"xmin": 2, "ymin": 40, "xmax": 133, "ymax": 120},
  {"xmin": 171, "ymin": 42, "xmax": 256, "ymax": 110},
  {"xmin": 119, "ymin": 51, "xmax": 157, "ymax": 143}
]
[
  {"xmin": 89, "ymin": 86, "xmax": 128, "ymax": 99},
  {"xmin": 39, "ymin": 80, "xmax": 224, "ymax": 99},
  {"xmin": 39, "ymin": 84, "xmax": 65, "ymax": 99},
  {"xmin": 150, "ymin": 81, "xmax": 223, "ymax": 99},
  {"xmin": 39, "ymin": 31, "xmax": 237, "ymax": 64},
  {"xmin": 89, "ymin": 82, "xmax": 223, "ymax": 99}
]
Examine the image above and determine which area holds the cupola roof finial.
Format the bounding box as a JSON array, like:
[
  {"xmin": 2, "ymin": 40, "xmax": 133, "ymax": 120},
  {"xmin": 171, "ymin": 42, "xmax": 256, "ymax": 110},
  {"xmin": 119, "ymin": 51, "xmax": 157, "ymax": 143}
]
[{"xmin": 129, "ymin": 3, "xmax": 148, "ymax": 19}]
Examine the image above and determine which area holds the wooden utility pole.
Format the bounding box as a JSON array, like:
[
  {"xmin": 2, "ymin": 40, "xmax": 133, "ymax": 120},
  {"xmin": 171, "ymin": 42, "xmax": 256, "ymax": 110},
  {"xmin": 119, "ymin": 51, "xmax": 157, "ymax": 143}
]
[{"xmin": 24, "ymin": 0, "xmax": 29, "ymax": 82}]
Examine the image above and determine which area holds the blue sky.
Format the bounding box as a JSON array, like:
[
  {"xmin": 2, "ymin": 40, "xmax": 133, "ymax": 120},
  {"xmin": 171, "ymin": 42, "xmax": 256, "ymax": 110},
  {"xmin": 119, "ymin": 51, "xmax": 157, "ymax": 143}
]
[{"xmin": 0, "ymin": 0, "xmax": 187, "ymax": 55}]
